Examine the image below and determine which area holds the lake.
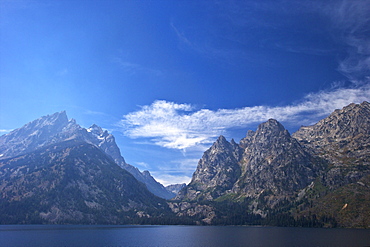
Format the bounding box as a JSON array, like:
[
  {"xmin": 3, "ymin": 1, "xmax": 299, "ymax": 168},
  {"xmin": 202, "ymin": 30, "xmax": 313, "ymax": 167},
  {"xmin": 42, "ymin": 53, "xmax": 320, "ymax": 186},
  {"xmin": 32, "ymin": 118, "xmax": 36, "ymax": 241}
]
[{"xmin": 0, "ymin": 225, "xmax": 369, "ymax": 247}]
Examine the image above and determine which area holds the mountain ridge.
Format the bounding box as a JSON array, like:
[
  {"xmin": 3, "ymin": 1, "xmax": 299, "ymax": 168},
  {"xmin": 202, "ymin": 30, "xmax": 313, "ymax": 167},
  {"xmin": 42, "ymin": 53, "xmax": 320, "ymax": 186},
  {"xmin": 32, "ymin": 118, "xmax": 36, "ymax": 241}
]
[
  {"xmin": 1, "ymin": 102, "xmax": 369, "ymax": 227},
  {"xmin": 0, "ymin": 139, "xmax": 171, "ymax": 224},
  {"xmin": 171, "ymin": 101, "xmax": 370, "ymax": 227},
  {"xmin": 0, "ymin": 111, "xmax": 175, "ymax": 199}
]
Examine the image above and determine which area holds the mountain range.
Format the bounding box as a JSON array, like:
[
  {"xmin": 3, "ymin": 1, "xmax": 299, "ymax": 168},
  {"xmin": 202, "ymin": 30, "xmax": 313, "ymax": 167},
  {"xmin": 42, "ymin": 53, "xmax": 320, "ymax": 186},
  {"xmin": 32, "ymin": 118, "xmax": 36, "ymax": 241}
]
[
  {"xmin": 171, "ymin": 101, "xmax": 370, "ymax": 227},
  {"xmin": 0, "ymin": 102, "xmax": 369, "ymax": 227},
  {"xmin": 0, "ymin": 111, "xmax": 175, "ymax": 200}
]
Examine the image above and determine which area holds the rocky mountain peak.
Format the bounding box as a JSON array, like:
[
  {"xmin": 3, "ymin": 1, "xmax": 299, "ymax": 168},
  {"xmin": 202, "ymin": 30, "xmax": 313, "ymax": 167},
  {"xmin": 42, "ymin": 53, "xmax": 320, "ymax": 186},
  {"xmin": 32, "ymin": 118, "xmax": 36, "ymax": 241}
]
[
  {"xmin": 255, "ymin": 119, "xmax": 289, "ymax": 139},
  {"xmin": 0, "ymin": 111, "xmax": 175, "ymax": 199},
  {"xmin": 87, "ymin": 124, "xmax": 104, "ymax": 135},
  {"xmin": 19, "ymin": 111, "xmax": 68, "ymax": 135},
  {"xmin": 231, "ymin": 118, "xmax": 322, "ymax": 199},
  {"xmin": 0, "ymin": 111, "xmax": 71, "ymax": 159},
  {"xmin": 211, "ymin": 135, "xmax": 232, "ymax": 152},
  {"xmin": 177, "ymin": 135, "xmax": 242, "ymax": 201},
  {"xmin": 292, "ymin": 101, "xmax": 370, "ymax": 190},
  {"xmin": 48, "ymin": 110, "xmax": 68, "ymax": 123},
  {"xmin": 293, "ymin": 101, "xmax": 370, "ymax": 151},
  {"xmin": 166, "ymin": 183, "xmax": 186, "ymax": 195},
  {"xmin": 230, "ymin": 138, "xmax": 237, "ymax": 145},
  {"xmin": 216, "ymin": 135, "xmax": 227, "ymax": 143},
  {"xmin": 142, "ymin": 170, "xmax": 151, "ymax": 177},
  {"xmin": 241, "ymin": 119, "xmax": 292, "ymax": 155},
  {"xmin": 239, "ymin": 130, "xmax": 255, "ymax": 148}
]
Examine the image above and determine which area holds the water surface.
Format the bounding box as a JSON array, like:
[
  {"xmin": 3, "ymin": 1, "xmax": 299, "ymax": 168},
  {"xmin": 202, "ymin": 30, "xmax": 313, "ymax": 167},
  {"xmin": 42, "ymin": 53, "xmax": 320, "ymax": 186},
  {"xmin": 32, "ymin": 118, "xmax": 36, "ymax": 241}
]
[{"xmin": 1, "ymin": 225, "xmax": 369, "ymax": 247}]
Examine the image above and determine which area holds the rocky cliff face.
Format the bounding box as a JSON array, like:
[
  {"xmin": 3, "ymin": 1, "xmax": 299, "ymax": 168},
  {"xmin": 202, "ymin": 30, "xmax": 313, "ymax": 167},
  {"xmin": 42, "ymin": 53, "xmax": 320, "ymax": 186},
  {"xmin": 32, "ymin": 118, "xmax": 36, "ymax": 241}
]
[
  {"xmin": 293, "ymin": 101, "xmax": 370, "ymax": 189},
  {"xmin": 0, "ymin": 140, "xmax": 169, "ymax": 224},
  {"xmin": 1, "ymin": 102, "xmax": 368, "ymax": 227},
  {"xmin": 293, "ymin": 102, "xmax": 370, "ymax": 153},
  {"xmin": 166, "ymin": 183, "xmax": 186, "ymax": 195},
  {"xmin": 234, "ymin": 119, "xmax": 324, "ymax": 199},
  {"xmin": 176, "ymin": 136, "xmax": 242, "ymax": 201},
  {"xmin": 177, "ymin": 119, "xmax": 324, "ymax": 204},
  {"xmin": 0, "ymin": 112, "xmax": 174, "ymax": 199},
  {"xmin": 173, "ymin": 102, "xmax": 370, "ymax": 227}
]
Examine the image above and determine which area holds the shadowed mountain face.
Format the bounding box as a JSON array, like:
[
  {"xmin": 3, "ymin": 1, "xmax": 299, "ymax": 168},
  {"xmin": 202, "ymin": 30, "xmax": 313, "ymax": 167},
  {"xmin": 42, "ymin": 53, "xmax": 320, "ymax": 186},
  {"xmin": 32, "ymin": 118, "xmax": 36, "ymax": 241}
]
[
  {"xmin": 1, "ymin": 102, "xmax": 369, "ymax": 227},
  {"xmin": 0, "ymin": 140, "xmax": 169, "ymax": 224},
  {"xmin": 0, "ymin": 111, "xmax": 175, "ymax": 199},
  {"xmin": 177, "ymin": 119, "xmax": 325, "ymax": 203},
  {"xmin": 173, "ymin": 102, "xmax": 370, "ymax": 227},
  {"xmin": 293, "ymin": 101, "xmax": 370, "ymax": 189},
  {"xmin": 176, "ymin": 135, "xmax": 242, "ymax": 201}
]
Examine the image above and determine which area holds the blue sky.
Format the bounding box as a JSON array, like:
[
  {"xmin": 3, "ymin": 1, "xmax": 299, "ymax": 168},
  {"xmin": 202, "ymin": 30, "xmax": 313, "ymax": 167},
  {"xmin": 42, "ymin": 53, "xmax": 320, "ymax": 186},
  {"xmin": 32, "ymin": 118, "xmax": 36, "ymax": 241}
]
[{"xmin": 1, "ymin": 0, "xmax": 369, "ymax": 185}]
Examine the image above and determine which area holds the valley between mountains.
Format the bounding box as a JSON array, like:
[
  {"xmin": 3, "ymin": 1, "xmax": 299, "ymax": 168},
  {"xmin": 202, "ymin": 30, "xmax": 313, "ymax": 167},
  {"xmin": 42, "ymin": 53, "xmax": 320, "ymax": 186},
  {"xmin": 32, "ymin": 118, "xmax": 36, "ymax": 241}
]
[{"xmin": 1, "ymin": 102, "xmax": 369, "ymax": 227}]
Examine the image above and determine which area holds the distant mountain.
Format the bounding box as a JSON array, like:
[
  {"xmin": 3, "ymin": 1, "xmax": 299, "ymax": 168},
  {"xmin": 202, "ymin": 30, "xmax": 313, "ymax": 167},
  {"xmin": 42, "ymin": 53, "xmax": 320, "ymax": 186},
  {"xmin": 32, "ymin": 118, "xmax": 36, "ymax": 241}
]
[
  {"xmin": 0, "ymin": 140, "xmax": 170, "ymax": 224},
  {"xmin": 86, "ymin": 123, "xmax": 175, "ymax": 199},
  {"xmin": 172, "ymin": 102, "xmax": 370, "ymax": 227},
  {"xmin": 0, "ymin": 111, "xmax": 175, "ymax": 199},
  {"xmin": 166, "ymin": 183, "xmax": 186, "ymax": 195}
]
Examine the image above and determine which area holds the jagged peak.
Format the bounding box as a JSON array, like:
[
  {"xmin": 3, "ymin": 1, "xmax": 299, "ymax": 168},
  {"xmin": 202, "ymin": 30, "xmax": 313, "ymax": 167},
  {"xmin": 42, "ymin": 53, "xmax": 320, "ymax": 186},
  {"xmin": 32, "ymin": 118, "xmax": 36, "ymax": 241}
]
[
  {"xmin": 87, "ymin": 124, "xmax": 104, "ymax": 135},
  {"xmin": 40, "ymin": 111, "xmax": 68, "ymax": 125},
  {"xmin": 89, "ymin": 123, "xmax": 102, "ymax": 130},
  {"xmin": 14, "ymin": 111, "xmax": 69, "ymax": 132},
  {"xmin": 257, "ymin": 119, "xmax": 286, "ymax": 133},
  {"xmin": 246, "ymin": 130, "xmax": 255, "ymax": 137},
  {"xmin": 216, "ymin": 135, "xmax": 227, "ymax": 143},
  {"xmin": 142, "ymin": 170, "xmax": 151, "ymax": 176},
  {"xmin": 336, "ymin": 101, "xmax": 369, "ymax": 113},
  {"xmin": 69, "ymin": 118, "xmax": 77, "ymax": 124},
  {"xmin": 317, "ymin": 101, "xmax": 370, "ymax": 126},
  {"xmin": 89, "ymin": 123, "xmax": 100, "ymax": 129},
  {"xmin": 230, "ymin": 138, "xmax": 237, "ymax": 145},
  {"xmin": 213, "ymin": 135, "xmax": 231, "ymax": 148}
]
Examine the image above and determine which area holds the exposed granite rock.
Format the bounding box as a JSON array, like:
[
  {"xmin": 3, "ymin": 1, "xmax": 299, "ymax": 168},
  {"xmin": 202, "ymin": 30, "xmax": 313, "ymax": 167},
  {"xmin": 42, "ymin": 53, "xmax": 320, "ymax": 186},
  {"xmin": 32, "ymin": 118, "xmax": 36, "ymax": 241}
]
[
  {"xmin": 293, "ymin": 101, "xmax": 370, "ymax": 189},
  {"xmin": 168, "ymin": 201, "xmax": 216, "ymax": 224},
  {"xmin": 0, "ymin": 112, "xmax": 174, "ymax": 199},
  {"xmin": 234, "ymin": 119, "xmax": 325, "ymax": 200},
  {"xmin": 175, "ymin": 102, "xmax": 369, "ymax": 226},
  {"xmin": 176, "ymin": 135, "xmax": 242, "ymax": 201},
  {"xmin": 166, "ymin": 183, "xmax": 186, "ymax": 195},
  {"xmin": 177, "ymin": 119, "xmax": 324, "ymax": 206},
  {"xmin": 0, "ymin": 140, "xmax": 169, "ymax": 224}
]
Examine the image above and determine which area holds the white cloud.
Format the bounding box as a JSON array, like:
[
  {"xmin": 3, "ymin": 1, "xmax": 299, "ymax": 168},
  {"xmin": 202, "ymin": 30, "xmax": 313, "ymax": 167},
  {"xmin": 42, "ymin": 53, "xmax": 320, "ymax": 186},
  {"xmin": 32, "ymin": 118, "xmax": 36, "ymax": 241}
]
[
  {"xmin": 147, "ymin": 158, "xmax": 199, "ymax": 186},
  {"xmin": 120, "ymin": 85, "xmax": 370, "ymax": 150},
  {"xmin": 152, "ymin": 172, "xmax": 192, "ymax": 186},
  {"xmin": 0, "ymin": 129, "xmax": 12, "ymax": 134},
  {"xmin": 135, "ymin": 162, "xmax": 150, "ymax": 171},
  {"xmin": 325, "ymin": 0, "xmax": 370, "ymax": 82}
]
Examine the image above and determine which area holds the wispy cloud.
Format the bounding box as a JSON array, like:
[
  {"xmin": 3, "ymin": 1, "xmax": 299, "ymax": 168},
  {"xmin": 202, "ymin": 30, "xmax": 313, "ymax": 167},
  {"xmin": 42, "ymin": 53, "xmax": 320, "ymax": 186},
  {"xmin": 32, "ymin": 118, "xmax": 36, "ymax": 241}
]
[
  {"xmin": 113, "ymin": 57, "xmax": 163, "ymax": 77},
  {"xmin": 154, "ymin": 173, "xmax": 192, "ymax": 187},
  {"xmin": 170, "ymin": 22, "xmax": 193, "ymax": 48},
  {"xmin": 324, "ymin": 0, "xmax": 370, "ymax": 83},
  {"xmin": 119, "ymin": 85, "xmax": 370, "ymax": 150},
  {"xmin": 135, "ymin": 161, "xmax": 150, "ymax": 171},
  {"xmin": 0, "ymin": 129, "xmax": 12, "ymax": 134}
]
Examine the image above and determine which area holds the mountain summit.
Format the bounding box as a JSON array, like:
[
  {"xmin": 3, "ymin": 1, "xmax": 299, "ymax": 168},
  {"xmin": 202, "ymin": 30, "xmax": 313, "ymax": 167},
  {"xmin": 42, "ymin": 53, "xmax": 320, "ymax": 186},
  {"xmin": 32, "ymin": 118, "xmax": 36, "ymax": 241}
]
[
  {"xmin": 172, "ymin": 102, "xmax": 370, "ymax": 227},
  {"xmin": 0, "ymin": 112, "xmax": 175, "ymax": 199},
  {"xmin": 1, "ymin": 103, "xmax": 369, "ymax": 227}
]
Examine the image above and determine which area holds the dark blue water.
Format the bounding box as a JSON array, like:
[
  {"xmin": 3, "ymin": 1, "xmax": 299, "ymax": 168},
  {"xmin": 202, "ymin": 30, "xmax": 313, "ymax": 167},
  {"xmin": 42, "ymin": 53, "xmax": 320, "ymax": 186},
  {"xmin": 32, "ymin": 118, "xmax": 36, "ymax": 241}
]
[{"xmin": 0, "ymin": 225, "xmax": 369, "ymax": 247}]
